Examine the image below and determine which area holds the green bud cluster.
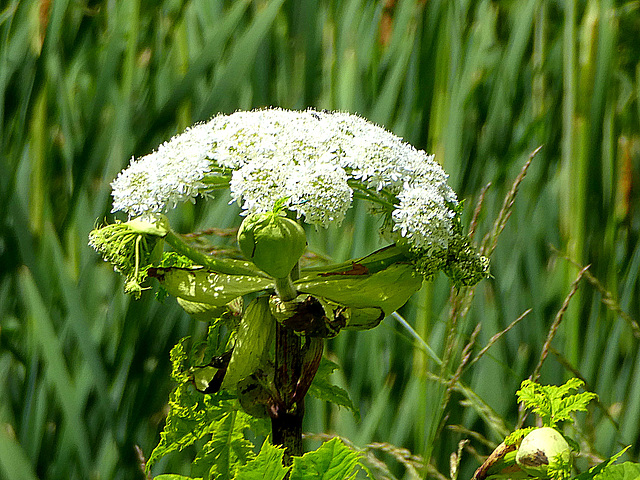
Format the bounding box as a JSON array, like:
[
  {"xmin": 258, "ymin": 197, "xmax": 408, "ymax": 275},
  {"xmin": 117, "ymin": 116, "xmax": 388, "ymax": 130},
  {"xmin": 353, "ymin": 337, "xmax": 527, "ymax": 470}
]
[{"xmin": 410, "ymin": 235, "xmax": 489, "ymax": 288}]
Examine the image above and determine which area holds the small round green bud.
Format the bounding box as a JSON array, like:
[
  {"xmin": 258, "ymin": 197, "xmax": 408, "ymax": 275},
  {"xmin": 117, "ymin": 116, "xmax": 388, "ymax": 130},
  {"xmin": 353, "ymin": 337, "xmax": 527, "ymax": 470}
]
[
  {"xmin": 515, "ymin": 427, "xmax": 571, "ymax": 478},
  {"xmin": 237, "ymin": 212, "xmax": 307, "ymax": 279}
]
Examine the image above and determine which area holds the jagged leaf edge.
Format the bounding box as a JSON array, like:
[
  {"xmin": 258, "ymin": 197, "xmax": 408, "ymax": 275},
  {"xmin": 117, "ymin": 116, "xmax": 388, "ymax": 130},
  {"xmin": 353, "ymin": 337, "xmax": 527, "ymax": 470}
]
[
  {"xmin": 147, "ymin": 337, "xmax": 236, "ymax": 473},
  {"xmin": 233, "ymin": 439, "xmax": 290, "ymax": 480},
  {"xmin": 191, "ymin": 409, "xmax": 260, "ymax": 480},
  {"xmin": 290, "ymin": 437, "xmax": 362, "ymax": 480},
  {"xmin": 574, "ymin": 447, "xmax": 636, "ymax": 480},
  {"xmin": 308, "ymin": 357, "xmax": 360, "ymax": 421}
]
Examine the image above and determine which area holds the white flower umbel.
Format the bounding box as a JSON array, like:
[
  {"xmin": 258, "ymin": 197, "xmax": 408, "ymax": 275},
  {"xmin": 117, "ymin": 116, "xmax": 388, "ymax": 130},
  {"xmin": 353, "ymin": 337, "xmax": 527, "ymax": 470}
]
[
  {"xmin": 392, "ymin": 183, "xmax": 457, "ymax": 251},
  {"xmin": 111, "ymin": 123, "xmax": 214, "ymax": 217},
  {"xmin": 110, "ymin": 108, "xmax": 458, "ymax": 251}
]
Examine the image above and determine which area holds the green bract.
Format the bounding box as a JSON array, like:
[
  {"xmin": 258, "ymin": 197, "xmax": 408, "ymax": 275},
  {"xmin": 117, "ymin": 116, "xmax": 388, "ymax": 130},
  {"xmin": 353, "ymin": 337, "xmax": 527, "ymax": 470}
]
[
  {"xmin": 295, "ymin": 262, "xmax": 423, "ymax": 314},
  {"xmin": 147, "ymin": 266, "xmax": 273, "ymax": 306},
  {"xmin": 515, "ymin": 427, "xmax": 571, "ymax": 478},
  {"xmin": 221, "ymin": 295, "xmax": 275, "ymax": 391},
  {"xmin": 237, "ymin": 212, "xmax": 307, "ymax": 279},
  {"xmin": 88, "ymin": 216, "xmax": 169, "ymax": 298}
]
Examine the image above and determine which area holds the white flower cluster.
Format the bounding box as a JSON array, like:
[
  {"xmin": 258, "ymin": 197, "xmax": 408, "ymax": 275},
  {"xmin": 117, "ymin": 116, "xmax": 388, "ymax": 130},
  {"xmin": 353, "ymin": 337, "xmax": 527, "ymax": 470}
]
[
  {"xmin": 110, "ymin": 108, "xmax": 459, "ymax": 251},
  {"xmin": 111, "ymin": 122, "xmax": 214, "ymax": 216}
]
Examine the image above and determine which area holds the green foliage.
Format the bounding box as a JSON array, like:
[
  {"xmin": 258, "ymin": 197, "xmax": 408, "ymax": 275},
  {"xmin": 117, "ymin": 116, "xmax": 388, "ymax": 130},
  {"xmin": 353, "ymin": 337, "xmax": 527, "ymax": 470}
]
[
  {"xmin": 149, "ymin": 266, "xmax": 273, "ymax": 307},
  {"xmin": 591, "ymin": 463, "xmax": 640, "ymax": 480},
  {"xmin": 148, "ymin": 333, "xmax": 269, "ymax": 478},
  {"xmin": 547, "ymin": 457, "xmax": 573, "ymax": 480},
  {"xmin": 289, "ymin": 438, "xmax": 365, "ymax": 480},
  {"xmin": 497, "ymin": 382, "xmax": 638, "ymax": 480},
  {"xmin": 190, "ymin": 410, "xmax": 256, "ymax": 479},
  {"xmin": 308, "ymin": 358, "xmax": 360, "ymax": 421},
  {"xmin": 88, "ymin": 219, "xmax": 167, "ymax": 297},
  {"xmin": 220, "ymin": 296, "xmax": 274, "ymax": 391},
  {"xmin": 233, "ymin": 440, "xmax": 288, "ymax": 480},
  {"xmin": 504, "ymin": 427, "xmax": 536, "ymax": 447},
  {"xmin": 574, "ymin": 448, "xmax": 634, "ymax": 480},
  {"xmin": 516, "ymin": 379, "xmax": 599, "ymax": 428},
  {"xmin": 296, "ymin": 263, "xmax": 423, "ymax": 315}
]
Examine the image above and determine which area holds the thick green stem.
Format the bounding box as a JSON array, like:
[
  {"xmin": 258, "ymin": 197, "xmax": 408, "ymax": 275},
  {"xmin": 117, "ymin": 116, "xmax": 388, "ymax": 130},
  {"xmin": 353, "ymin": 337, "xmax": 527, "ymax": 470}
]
[{"xmin": 274, "ymin": 275, "xmax": 297, "ymax": 301}]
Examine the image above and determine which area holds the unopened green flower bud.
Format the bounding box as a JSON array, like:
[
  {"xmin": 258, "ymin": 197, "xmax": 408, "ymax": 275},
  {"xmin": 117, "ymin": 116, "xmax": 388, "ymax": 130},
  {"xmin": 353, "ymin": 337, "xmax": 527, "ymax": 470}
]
[
  {"xmin": 237, "ymin": 212, "xmax": 306, "ymax": 279},
  {"xmin": 515, "ymin": 427, "xmax": 571, "ymax": 478}
]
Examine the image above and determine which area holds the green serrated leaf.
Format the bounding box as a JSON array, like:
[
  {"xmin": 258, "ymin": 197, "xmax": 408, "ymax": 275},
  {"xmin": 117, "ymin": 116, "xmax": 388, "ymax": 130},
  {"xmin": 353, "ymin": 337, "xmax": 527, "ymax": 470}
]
[
  {"xmin": 574, "ymin": 447, "xmax": 633, "ymax": 480},
  {"xmin": 516, "ymin": 379, "xmax": 598, "ymax": 427},
  {"xmin": 504, "ymin": 427, "xmax": 535, "ymax": 446},
  {"xmin": 555, "ymin": 392, "xmax": 598, "ymax": 420},
  {"xmin": 146, "ymin": 383, "xmax": 235, "ymax": 473},
  {"xmin": 308, "ymin": 358, "xmax": 360, "ymax": 421},
  {"xmin": 233, "ymin": 439, "xmax": 290, "ymax": 480},
  {"xmin": 290, "ymin": 438, "xmax": 362, "ymax": 480},
  {"xmin": 191, "ymin": 410, "xmax": 256, "ymax": 480},
  {"xmin": 296, "ymin": 263, "xmax": 422, "ymax": 315},
  {"xmin": 170, "ymin": 338, "xmax": 192, "ymax": 383},
  {"xmin": 148, "ymin": 266, "xmax": 273, "ymax": 307}
]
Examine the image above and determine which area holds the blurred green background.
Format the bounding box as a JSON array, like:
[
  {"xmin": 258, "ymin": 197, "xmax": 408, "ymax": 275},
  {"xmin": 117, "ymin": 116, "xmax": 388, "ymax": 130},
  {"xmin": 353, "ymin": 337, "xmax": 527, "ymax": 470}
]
[{"xmin": 1, "ymin": 0, "xmax": 639, "ymax": 478}]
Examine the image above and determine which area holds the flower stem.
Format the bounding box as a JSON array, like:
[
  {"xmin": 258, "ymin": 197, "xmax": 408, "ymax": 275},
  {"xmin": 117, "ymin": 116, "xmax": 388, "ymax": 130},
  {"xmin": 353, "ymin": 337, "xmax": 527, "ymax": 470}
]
[{"xmin": 348, "ymin": 180, "xmax": 397, "ymax": 209}]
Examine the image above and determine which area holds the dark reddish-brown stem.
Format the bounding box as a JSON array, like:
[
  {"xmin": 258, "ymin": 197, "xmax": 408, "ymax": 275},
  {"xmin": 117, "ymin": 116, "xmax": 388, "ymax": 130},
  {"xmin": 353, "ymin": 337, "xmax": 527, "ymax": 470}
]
[
  {"xmin": 272, "ymin": 322, "xmax": 304, "ymax": 462},
  {"xmin": 271, "ymin": 322, "xmax": 325, "ymax": 464}
]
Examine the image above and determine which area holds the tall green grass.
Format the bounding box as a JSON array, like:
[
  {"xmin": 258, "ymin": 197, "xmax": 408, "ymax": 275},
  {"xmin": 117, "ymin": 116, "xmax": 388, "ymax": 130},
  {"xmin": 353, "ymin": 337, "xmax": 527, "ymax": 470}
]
[{"xmin": 1, "ymin": 0, "xmax": 639, "ymax": 478}]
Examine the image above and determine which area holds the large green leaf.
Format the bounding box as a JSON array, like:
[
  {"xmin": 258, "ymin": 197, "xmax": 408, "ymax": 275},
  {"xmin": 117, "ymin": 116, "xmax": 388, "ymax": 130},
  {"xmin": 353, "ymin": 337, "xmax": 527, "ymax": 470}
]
[
  {"xmin": 147, "ymin": 340, "xmax": 237, "ymax": 472},
  {"xmin": 191, "ymin": 410, "xmax": 256, "ymax": 480},
  {"xmin": 308, "ymin": 358, "xmax": 360, "ymax": 421},
  {"xmin": 591, "ymin": 463, "xmax": 640, "ymax": 480},
  {"xmin": 146, "ymin": 382, "xmax": 233, "ymax": 472},
  {"xmin": 289, "ymin": 438, "xmax": 362, "ymax": 480},
  {"xmin": 233, "ymin": 440, "xmax": 290, "ymax": 480}
]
